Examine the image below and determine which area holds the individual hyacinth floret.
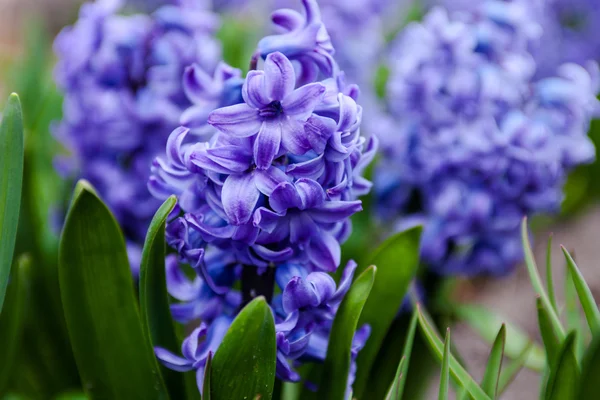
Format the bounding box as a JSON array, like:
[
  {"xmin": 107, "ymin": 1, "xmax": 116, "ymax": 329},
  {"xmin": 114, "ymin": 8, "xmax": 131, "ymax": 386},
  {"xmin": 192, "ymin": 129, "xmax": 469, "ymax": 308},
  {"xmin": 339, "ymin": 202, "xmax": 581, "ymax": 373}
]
[
  {"xmin": 375, "ymin": 1, "xmax": 599, "ymax": 276},
  {"xmin": 53, "ymin": 0, "xmax": 221, "ymax": 273},
  {"xmin": 150, "ymin": 0, "xmax": 375, "ymax": 392}
]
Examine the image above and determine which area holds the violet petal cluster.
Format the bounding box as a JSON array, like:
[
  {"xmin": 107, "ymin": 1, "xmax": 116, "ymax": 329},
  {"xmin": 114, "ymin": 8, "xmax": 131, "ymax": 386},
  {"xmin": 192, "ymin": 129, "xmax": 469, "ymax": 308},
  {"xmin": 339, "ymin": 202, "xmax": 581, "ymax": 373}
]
[
  {"xmin": 376, "ymin": 2, "xmax": 599, "ymax": 276},
  {"xmin": 150, "ymin": 0, "xmax": 375, "ymax": 392},
  {"xmin": 53, "ymin": 0, "xmax": 221, "ymax": 273}
]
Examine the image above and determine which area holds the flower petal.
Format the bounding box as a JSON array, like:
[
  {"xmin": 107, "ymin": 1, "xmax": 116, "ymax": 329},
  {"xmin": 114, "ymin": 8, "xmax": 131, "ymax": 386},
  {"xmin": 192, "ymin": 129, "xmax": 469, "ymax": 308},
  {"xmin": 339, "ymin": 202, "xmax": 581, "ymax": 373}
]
[
  {"xmin": 330, "ymin": 259, "xmax": 358, "ymax": 304},
  {"xmin": 222, "ymin": 173, "xmax": 260, "ymax": 225},
  {"xmin": 306, "ymin": 271, "xmax": 337, "ymax": 304},
  {"xmin": 286, "ymin": 154, "xmax": 325, "ymax": 180},
  {"xmin": 282, "ymin": 276, "xmax": 320, "ymax": 313},
  {"xmin": 295, "ymin": 178, "xmax": 326, "ymax": 210},
  {"xmin": 272, "ymin": 8, "xmax": 304, "ymax": 31},
  {"xmin": 304, "ymin": 114, "xmax": 336, "ymax": 153},
  {"xmin": 155, "ymin": 347, "xmax": 194, "ymax": 372},
  {"xmin": 251, "ymin": 244, "xmax": 294, "ymax": 262},
  {"xmin": 242, "ymin": 70, "xmax": 270, "ymax": 109},
  {"xmin": 264, "ymin": 52, "xmax": 296, "ymax": 101},
  {"xmin": 254, "ymin": 120, "xmax": 282, "ymax": 169},
  {"xmin": 290, "ymin": 212, "xmax": 318, "ymax": 243},
  {"xmin": 208, "ymin": 103, "xmax": 261, "ymax": 137},
  {"xmin": 280, "ymin": 117, "xmax": 311, "ymax": 155},
  {"xmin": 183, "ymin": 64, "xmax": 215, "ymax": 104},
  {"xmin": 254, "ymin": 167, "xmax": 290, "ymax": 195},
  {"xmin": 165, "ymin": 255, "xmax": 198, "ymax": 301},
  {"xmin": 281, "ymin": 83, "xmax": 325, "ymax": 119},
  {"xmin": 270, "ymin": 182, "xmax": 302, "ymax": 212},
  {"xmin": 310, "ymin": 200, "xmax": 362, "ymax": 223},
  {"xmin": 307, "ymin": 230, "xmax": 340, "ymax": 272},
  {"xmin": 253, "ymin": 207, "xmax": 284, "ymax": 233}
]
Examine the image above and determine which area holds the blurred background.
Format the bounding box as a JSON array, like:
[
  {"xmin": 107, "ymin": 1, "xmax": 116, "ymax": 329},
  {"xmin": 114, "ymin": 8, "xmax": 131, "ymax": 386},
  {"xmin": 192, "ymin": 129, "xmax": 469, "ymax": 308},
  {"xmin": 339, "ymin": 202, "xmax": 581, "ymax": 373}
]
[{"xmin": 2, "ymin": 0, "xmax": 600, "ymax": 398}]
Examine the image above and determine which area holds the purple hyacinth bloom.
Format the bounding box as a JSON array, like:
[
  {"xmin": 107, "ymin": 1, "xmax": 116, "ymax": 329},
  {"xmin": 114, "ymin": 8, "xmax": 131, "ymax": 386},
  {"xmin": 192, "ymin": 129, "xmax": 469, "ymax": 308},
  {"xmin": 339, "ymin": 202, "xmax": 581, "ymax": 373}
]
[
  {"xmin": 53, "ymin": 0, "xmax": 221, "ymax": 273},
  {"xmin": 376, "ymin": 2, "xmax": 599, "ymax": 275},
  {"xmin": 155, "ymin": 316, "xmax": 231, "ymax": 395}
]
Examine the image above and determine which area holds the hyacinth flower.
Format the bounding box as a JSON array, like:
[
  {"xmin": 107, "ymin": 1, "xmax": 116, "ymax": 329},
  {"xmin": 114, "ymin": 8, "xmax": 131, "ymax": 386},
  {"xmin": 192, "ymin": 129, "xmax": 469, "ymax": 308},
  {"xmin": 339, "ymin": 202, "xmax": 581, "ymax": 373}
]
[
  {"xmin": 53, "ymin": 0, "xmax": 221, "ymax": 274},
  {"xmin": 375, "ymin": 1, "xmax": 599, "ymax": 276},
  {"xmin": 150, "ymin": 0, "xmax": 375, "ymax": 391}
]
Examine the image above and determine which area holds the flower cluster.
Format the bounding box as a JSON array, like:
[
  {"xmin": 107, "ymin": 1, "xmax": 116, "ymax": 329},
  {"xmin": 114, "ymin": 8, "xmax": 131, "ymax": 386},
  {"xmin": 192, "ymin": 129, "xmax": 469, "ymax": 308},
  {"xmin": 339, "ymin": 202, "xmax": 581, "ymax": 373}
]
[
  {"xmin": 375, "ymin": 1, "xmax": 599, "ymax": 275},
  {"xmin": 53, "ymin": 0, "xmax": 221, "ymax": 273},
  {"xmin": 151, "ymin": 0, "xmax": 375, "ymax": 393}
]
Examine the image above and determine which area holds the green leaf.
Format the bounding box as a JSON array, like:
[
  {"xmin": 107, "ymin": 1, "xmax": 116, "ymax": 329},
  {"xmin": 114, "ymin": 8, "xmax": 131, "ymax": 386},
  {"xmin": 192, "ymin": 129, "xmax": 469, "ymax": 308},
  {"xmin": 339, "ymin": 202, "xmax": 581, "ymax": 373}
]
[
  {"xmin": 210, "ymin": 297, "xmax": 276, "ymax": 400},
  {"xmin": 561, "ymin": 246, "xmax": 600, "ymax": 334},
  {"xmin": 521, "ymin": 218, "xmax": 565, "ymax": 340},
  {"xmin": 480, "ymin": 325, "xmax": 506, "ymax": 399},
  {"xmin": 544, "ymin": 332, "xmax": 579, "ymax": 400},
  {"xmin": 138, "ymin": 196, "xmax": 184, "ymax": 400},
  {"xmin": 386, "ymin": 310, "xmax": 418, "ymax": 400},
  {"xmin": 0, "ymin": 93, "xmax": 24, "ymax": 313},
  {"xmin": 546, "ymin": 235, "xmax": 558, "ymax": 313},
  {"xmin": 202, "ymin": 352, "xmax": 212, "ymax": 400},
  {"xmin": 59, "ymin": 181, "xmax": 167, "ymax": 399},
  {"xmin": 319, "ymin": 265, "xmax": 377, "ymax": 400},
  {"xmin": 354, "ymin": 227, "xmax": 421, "ymax": 396},
  {"xmin": 54, "ymin": 392, "xmax": 89, "ymax": 400},
  {"xmin": 438, "ymin": 329, "xmax": 451, "ymax": 400},
  {"xmin": 417, "ymin": 306, "xmax": 491, "ymax": 400},
  {"xmin": 579, "ymin": 333, "xmax": 600, "ymax": 398},
  {"xmin": 453, "ymin": 304, "xmax": 545, "ymax": 371},
  {"xmin": 0, "ymin": 254, "xmax": 30, "ymax": 393},
  {"xmin": 537, "ymin": 298, "xmax": 560, "ymax": 364},
  {"xmin": 497, "ymin": 344, "xmax": 533, "ymax": 395}
]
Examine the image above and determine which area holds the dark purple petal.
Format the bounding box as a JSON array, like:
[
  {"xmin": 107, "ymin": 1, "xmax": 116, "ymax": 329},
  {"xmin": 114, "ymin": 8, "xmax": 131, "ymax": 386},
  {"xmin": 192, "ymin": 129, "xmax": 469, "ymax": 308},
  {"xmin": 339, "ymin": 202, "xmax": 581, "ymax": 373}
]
[
  {"xmin": 165, "ymin": 255, "xmax": 198, "ymax": 301},
  {"xmin": 222, "ymin": 173, "xmax": 260, "ymax": 225},
  {"xmin": 254, "ymin": 167, "xmax": 290, "ymax": 195},
  {"xmin": 208, "ymin": 103, "xmax": 261, "ymax": 137},
  {"xmin": 286, "ymin": 154, "xmax": 325, "ymax": 180},
  {"xmin": 295, "ymin": 178, "xmax": 326, "ymax": 210},
  {"xmin": 280, "ymin": 117, "xmax": 311, "ymax": 155},
  {"xmin": 182, "ymin": 325, "xmax": 207, "ymax": 360},
  {"xmin": 242, "ymin": 70, "xmax": 270, "ymax": 109},
  {"xmin": 310, "ymin": 200, "xmax": 362, "ymax": 223},
  {"xmin": 270, "ymin": 182, "xmax": 302, "ymax": 212},
  {"xmin": 264, "ymin": 52, "xmax": 296, "ymax": 101},
  {"xmin": 290, "ymin": 212, "xmax": 318, "ymax": 243},
  {"xmin": 155, "ymin": 347, "xmax": 194, "ymax": 372},
  {"xmin": 307, "ymin": 230, "xmax": 340, "ymax": 271},
  {"xmin": 254, "ymin": 120, "xmax": 282, "ymax": 169},
  {"xmin": 282, "ymin": 276, "xmax": 320, "ymax": 313},
  {"xmin": 206, "ymin": 145, "xmax": 253, "ymax": 172},
  {"xmin": 305, "ymin": 115, "xmax": 336, "ymax": 153},
  {"xmin": 306, "ymin": 271, "xmax": 337, "ymax": 304},
  {"xmin": 166, "ymin": 127, "xmax": 189, "ymax": 165},
  {"xmin": 180, "ymin": 105, "xmax": 213, "ymax": 129},
  {"xmin": 276, "ymin": 310, "xmax": 300, "ymax": 332},
  {"xmin": 252, "ymin": 244, "xmax": 294, "ymax": 262},
  {"xmin": 183, "ymin": 64, "xmax": 213, "ymax": 104},
  {"xmin": 330, "ymin": 260, "xmax": 358, "ymax": 304},
  {"xmin": 253, "ymin": 207, "xmax": 284, "ymax": 233},
  {"xmin": 282, "ymin": 83, "xmax": 325, "ymax": 119},
  {"xmin": 232, "ymin": 223, "xmax": 259, "ymax": 244}
]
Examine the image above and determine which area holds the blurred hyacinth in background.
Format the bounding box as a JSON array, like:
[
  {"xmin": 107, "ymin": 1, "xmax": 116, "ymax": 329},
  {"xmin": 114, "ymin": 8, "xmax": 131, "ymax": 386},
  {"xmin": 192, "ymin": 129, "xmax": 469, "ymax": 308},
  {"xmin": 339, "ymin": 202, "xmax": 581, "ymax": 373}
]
[{"xmin": 3, "ymin": 0, "xmax": 600, "ymax": 399}]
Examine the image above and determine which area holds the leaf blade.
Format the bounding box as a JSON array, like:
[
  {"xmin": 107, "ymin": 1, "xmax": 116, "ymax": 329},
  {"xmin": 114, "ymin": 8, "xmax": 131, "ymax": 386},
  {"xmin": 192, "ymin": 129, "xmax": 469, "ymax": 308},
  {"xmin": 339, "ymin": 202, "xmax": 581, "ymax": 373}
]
[
  {"xmin": 58, "ymin": 181, "xmax": 167, "ymax": 399},
  {"xmin": 319, "ymin": 265, "xmax": 377, "ymax": 400},
  {"xmin": 561, "ymin": 246, "xmax": 600, "ymax": 334},
  {"xmin": 417, "ymin": 306, "xmax": 491, "ymax": 400},
  {"xmin": 386, "ymin": 310, "xmax": 418, "ymax": 400},
  {"xmin": 354, "ymin": 227, "xmax": 422, "ymax": 397},
  {"xmin": 480, "ymin": 325, "xmax": 506, "ymax": 399},
  {"xmin": 0, "ymin": 93, "xmax": 24, "ymax": 312},
  {"xmin": 438, "ymin": 329, "xmax": 451, "ymax": 400},
  {"xmin": 544, "ymin": 332, "xmax": 579, "ymax": 400},
  {"xmin": 138, "ymin": 196, "xmax": 183, "ymax": 400},
  {"xmin": 210, "ymin": 297, "xmax": 276, "ymax": 400}
]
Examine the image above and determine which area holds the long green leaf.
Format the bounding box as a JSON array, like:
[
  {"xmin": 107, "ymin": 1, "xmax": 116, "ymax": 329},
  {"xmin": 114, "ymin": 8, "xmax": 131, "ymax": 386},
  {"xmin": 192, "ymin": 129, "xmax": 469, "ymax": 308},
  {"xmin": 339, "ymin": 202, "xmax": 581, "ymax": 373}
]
[
  {"xmin": 386, "ymin": 310, "xmax": 418, "ymax": 400},
  {"xmin": 0, "ymin": 93, "xmax": 24, "ymax": 313},
  {"xmin": 497, "ymin": 344, "xmax": 533, "ymax": 395},
  {"xmin": 521, "ymin": 218, "xmax": 565, "ymax": 340},
  {"xmin": 544, "ymin": 332, "xmax": 579, "ymax": 400},
  {"xmin": 537, "ymin": 298, "xmax": 560, "ymax": 364},
  {"xmin": 0, "ymin": 254, "xmax": 30, "ymax": 393},
  {"xmin": 438, "ymin": 329, "xmax": 451, "ymax": 400},
  {"xmin": 319, "ymin": 265, "xmax": 377, "ymax": 400},
  {"xmin": 138, "ymin": 196, "xmax": 184, "ymax": 400},
  {"xmin": 579, "ymin": 333, "xmax": 600, "ymax": 398},
  {"xmin": 480, "ymin": 325, "xmax": 506, "ymax": 399},
  {"xmin": 354, "ymin": 227, "xmax": 421, "ymax": 397},
  {"xmin": 210, "ymin": 297, "xmax": 276, "ymax": 400},
  {"xmin": 546, "ymin": 235, "xmax": 557, "ymax": 313},
  {"xmin": 59, "ymin": 181, "xmax": 167, "ymax": 399},
  {"xmin": 202, "ymin": 352, "xmax": 212, "ymax": 400},
  {"xmin": 453, "ymin": 305, "xmax": 545, "ymax": 371},
  {"xmin": 417, "ymin": 306, "xmax": 491, "ymax": 400},
  {"xmin": 561, "ymin": 247, "xmax": 600, "ymax": 334}
]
